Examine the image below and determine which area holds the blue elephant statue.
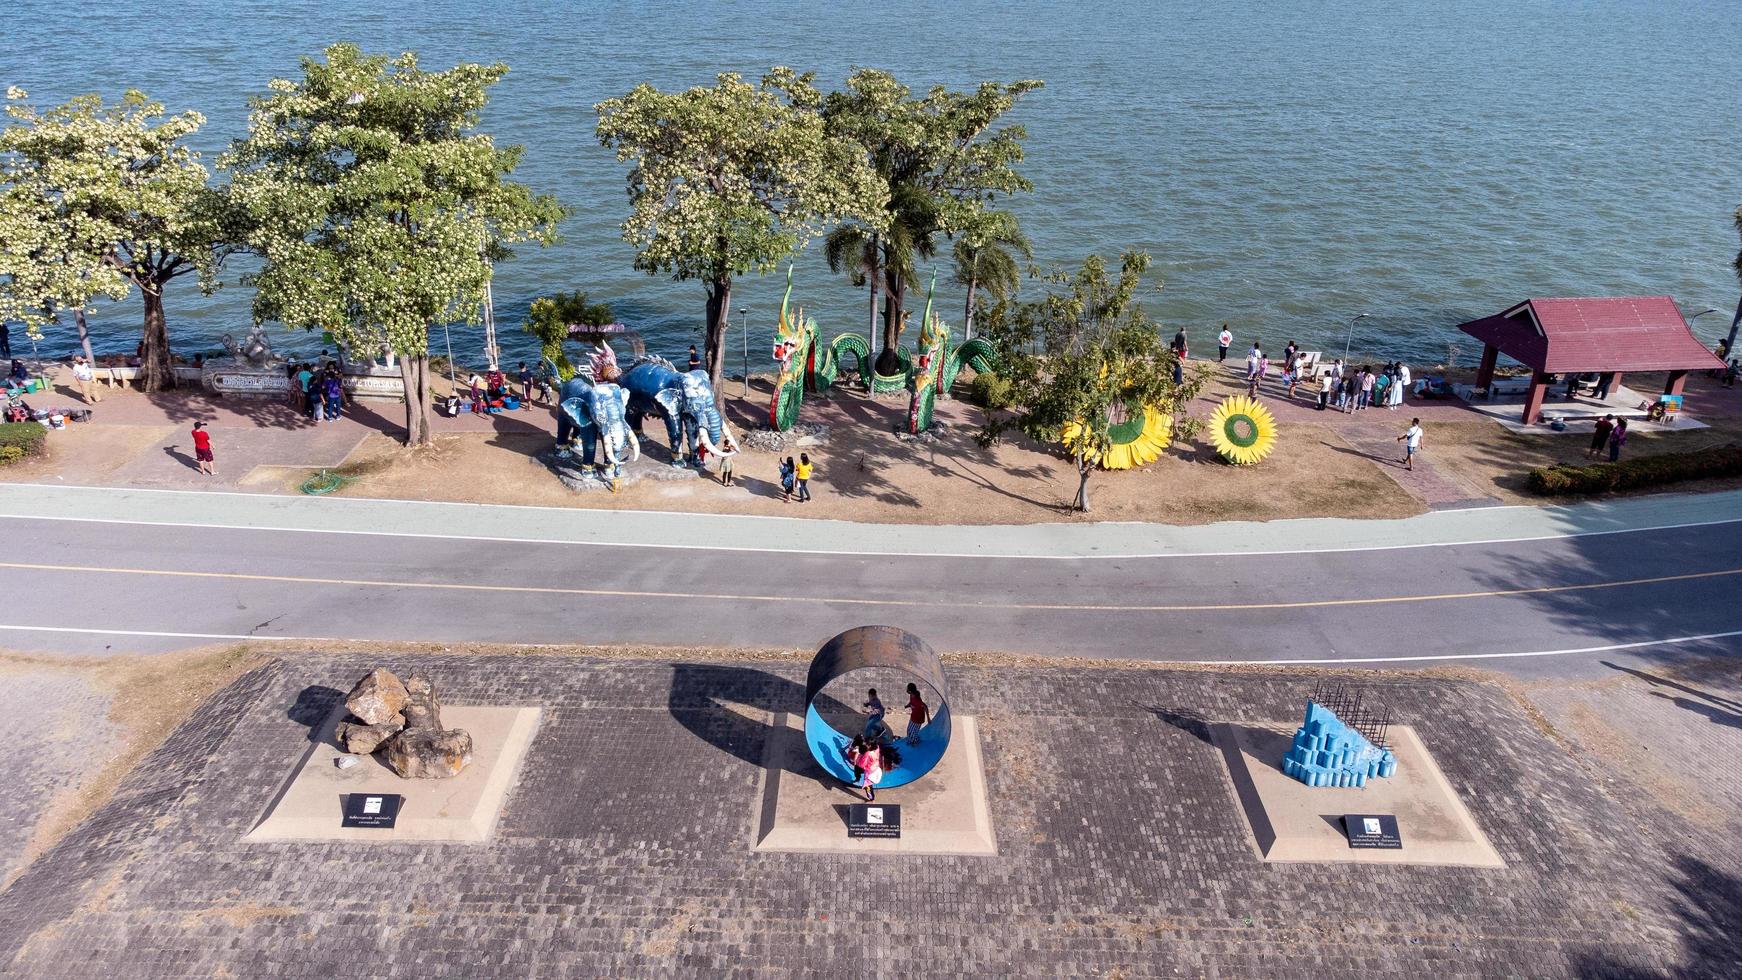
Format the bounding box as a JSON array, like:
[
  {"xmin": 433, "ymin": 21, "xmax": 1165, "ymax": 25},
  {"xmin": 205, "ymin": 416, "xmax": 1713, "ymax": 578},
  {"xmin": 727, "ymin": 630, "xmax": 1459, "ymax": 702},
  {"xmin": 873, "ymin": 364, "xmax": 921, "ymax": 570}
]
[
  {"xmin": 553, "ymin": 362, "xmax": 639, "ymax": 479},
  {"xmin": 619, "ymin": 356, "xmax": 741, "ymax": 466}
]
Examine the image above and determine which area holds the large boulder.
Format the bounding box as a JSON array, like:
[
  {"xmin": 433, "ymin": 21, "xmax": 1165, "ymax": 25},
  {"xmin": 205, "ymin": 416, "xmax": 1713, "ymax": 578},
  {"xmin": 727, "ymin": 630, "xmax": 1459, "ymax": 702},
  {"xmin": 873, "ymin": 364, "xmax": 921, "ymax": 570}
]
[
  {"xmin": 381, "ymin": 728, "xmax": 473, "ymax": 779},
  {"xmin": 334, "ymin": 720, "xmax": 402, "ymax": 756},
  {"xmin": 401, "ymin": 674, "xmax": 442, "ymax": 730},
  {"xmin": 344, "ymin": 668, "xmax": 409, "ymax": 727}
]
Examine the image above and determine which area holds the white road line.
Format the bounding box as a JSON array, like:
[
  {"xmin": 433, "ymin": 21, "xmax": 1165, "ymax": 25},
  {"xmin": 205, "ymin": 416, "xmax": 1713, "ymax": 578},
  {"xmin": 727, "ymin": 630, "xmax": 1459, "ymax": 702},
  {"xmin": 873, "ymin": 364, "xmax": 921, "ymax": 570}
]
[
  {"xmin": 1, "ymin": 623, "xmax": 1737, "ymax": 666},
  {"xmin": 1212, "ymin": 629, "xmax": 1742, "ymax": 665},
  {"xmin": 1, "ymin": 506, "xmax": 1739, "ymax": 561}
]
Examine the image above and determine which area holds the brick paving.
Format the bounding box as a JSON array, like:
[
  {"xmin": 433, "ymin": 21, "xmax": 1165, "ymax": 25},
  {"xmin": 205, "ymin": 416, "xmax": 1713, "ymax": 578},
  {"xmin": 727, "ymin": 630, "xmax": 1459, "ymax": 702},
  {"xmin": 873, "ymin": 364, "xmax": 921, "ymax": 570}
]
[
  {"xmin": 3, "ymin": 654, "xmax": 1736, "ymax": 977},
  {"xmin": 0, "ymin": 670, "xmax": 116, "ymax": 887}
]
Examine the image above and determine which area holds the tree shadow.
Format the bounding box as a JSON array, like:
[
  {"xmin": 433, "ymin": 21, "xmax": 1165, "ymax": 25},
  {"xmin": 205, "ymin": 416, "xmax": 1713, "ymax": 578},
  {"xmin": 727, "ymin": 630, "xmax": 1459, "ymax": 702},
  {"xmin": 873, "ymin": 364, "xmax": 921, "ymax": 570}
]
[
  {"xmin": 1574, "ymin": 855, "xmax": 1742, "ymax": 979},
  {"xmin": 1600, "ymin": 660, "xmax": 1742, "ymax": 731},
  {"xmin": 1141, "ymin": 704, "xmax": 1215, "ymax": 746}
]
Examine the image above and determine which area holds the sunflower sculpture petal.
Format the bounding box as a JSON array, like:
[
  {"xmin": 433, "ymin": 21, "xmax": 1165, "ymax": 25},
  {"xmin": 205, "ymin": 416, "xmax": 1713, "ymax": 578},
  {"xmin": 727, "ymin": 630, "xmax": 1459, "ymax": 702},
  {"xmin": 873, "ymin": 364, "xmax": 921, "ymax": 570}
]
[
  {"xmin": 1208, "ymin": 394, "xmax": 1278, "ymax": 465},
  {"xmin": 1062, "ymin": 397, "xmax": 1172, "ymax": 470}
]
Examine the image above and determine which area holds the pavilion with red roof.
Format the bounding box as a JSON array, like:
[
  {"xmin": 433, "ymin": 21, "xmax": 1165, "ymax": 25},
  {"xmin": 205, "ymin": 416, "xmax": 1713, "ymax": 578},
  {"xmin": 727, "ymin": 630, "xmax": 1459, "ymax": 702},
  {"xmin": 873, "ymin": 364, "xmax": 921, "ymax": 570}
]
[{"xmin": 1456, "ymin": 296, "xmax": 1724, "ymax": 424}]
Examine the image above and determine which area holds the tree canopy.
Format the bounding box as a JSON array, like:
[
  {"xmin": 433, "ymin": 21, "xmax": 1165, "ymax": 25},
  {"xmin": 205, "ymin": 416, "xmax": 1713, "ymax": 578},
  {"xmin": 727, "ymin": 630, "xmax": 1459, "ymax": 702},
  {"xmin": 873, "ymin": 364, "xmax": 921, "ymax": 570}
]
[
  {"xmin": 596, "ymin": 69, "xmax": 886, "ymax": 403},
  {"xmin": 223, "ymin": 43, "xmax": 565, "ymax": 445},
  {"xmin": 951, "ymin": 209, "xmax": 1030, "ymax": 339},
  {"xmin": 0, "ymin": 86, "xmax": 222, "ymax": 389},
  {"xmin": 980, "ymin": 250, "xmax": 1210, "ymax": 512},
  {"xmin": 822, "ymin": 70, "xmax": 1041, "ymax": 369},
  {"xmin": 524, "ymin": 289, "xmax": 613, "ymax": 381}
]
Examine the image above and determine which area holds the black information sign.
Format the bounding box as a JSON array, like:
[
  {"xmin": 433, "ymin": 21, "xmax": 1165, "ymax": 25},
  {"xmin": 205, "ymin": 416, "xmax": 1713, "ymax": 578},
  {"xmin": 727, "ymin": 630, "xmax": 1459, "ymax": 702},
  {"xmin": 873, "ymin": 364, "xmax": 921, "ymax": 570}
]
[
  {"xmin": 1343, "ymin": 813, "xmax": 1402, "ymax": 849},
  {"xmin": 847, "ymin": 803, "xmax": 902, "ymax": 839},
  {"xmin": 341, "ymin": 793, "xmax": 403, "ymax": 829}
]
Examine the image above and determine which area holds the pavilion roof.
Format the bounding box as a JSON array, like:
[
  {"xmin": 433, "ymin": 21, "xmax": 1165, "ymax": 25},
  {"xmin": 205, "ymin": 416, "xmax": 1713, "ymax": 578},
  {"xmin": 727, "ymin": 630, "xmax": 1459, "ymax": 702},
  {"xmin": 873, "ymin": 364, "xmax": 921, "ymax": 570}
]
[{"xmin": 1456, "ymin": 297, "xmax": 1723, "ymax": 373}]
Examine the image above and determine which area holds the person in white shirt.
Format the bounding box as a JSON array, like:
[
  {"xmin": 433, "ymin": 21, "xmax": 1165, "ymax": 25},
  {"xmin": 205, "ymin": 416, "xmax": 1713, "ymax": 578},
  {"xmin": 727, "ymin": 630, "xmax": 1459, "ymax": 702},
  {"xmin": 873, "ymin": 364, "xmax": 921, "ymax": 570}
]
[
  {"xmin": 1217, "ymin": 326, "xmax": 1233, "ymax": 363},
  {"xmin": 72, "ymin": 355, "xmax": 100, "ymax": 404},
  {"xmin": 1397, "ymin": 418, "xmax": 1424, "ymax": 470}
]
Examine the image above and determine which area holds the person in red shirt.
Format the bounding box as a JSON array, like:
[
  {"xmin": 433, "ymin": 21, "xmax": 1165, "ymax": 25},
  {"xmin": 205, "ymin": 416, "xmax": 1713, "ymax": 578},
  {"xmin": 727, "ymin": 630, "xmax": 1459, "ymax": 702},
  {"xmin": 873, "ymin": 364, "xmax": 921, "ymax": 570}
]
[
  {"xmin": 905, "ymin": 682, "xmax": 929, "ymax": 746},
  {"xmin": 191, "ymin": 421, "xmax": 214, "ymax": 476}
]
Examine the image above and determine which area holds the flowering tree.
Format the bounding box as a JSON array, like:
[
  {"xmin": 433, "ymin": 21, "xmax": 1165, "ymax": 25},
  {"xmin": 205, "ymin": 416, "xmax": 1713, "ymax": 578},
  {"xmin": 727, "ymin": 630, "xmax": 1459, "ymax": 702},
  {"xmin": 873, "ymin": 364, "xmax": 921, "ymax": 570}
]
[
  {"xmin": 979, "ymin": 251, "xmax": 1210, "ymax": 512},
  {"xmin": 0, "ymin": 87, "xmax": 222, "ymax": 390},
  {"xmin": 224, "ymin": 44, "xmax": 565, "ymax": 445},
  {"xmin": 596, "ymin": 69, "xmax": 886, "ymax": 407}
]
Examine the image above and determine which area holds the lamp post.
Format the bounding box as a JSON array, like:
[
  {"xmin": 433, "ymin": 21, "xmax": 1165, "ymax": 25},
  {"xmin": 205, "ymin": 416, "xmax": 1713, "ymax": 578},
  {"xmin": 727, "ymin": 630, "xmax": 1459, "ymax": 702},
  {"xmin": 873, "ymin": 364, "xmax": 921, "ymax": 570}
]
[
  {"xmin": 1689, "ymin": 307, "xmax": 1725, "ymax": 365},
  {"xmin": 738, "ymin": 307, "xmax": 749, "ymax": 398},
  {"xmin": 1343, "ymin": 312, "xmax": 1371, "ymax": 361}
]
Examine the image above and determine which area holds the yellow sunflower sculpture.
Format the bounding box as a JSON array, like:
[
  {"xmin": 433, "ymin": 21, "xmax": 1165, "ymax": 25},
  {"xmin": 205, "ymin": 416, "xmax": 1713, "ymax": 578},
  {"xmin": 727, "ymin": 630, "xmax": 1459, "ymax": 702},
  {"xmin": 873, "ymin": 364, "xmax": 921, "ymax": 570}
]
[
  {"xmin": 1062, "ymin": 396, "xmax": 1173, "ymax": 470},
  {"xmin": 1208, "ymin": 394, "xmax": 1278, "ymax": 465}
]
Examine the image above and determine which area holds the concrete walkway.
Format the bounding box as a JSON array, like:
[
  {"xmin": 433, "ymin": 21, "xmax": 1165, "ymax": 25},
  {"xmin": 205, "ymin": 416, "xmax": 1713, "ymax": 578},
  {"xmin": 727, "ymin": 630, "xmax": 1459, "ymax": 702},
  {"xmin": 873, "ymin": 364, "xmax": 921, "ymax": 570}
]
[{"xmin": 1, "ymin": 480, "xmax": 1736, "ymax": 559}]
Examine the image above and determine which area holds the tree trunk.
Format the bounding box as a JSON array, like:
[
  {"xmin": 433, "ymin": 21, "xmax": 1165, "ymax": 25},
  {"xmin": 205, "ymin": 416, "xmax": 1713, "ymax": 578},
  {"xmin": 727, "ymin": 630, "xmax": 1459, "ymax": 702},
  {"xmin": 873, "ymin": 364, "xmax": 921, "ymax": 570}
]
[
  {"xmin": 704, "ymin": 276, "xmax": 731, "ymax": 412},
  {"xmin": 963, "ymin": 276, "xmax": 979, "ymax": 341},
  {"xmin": 1725, "ymin": 293, "xmax": 1742, "ymax": 355},
  {"xmin": 877, "ymin": 265, "xmax": 907, "ymax": 374},
  {"xmin": 398, "ymin": 354, "xmax": 433, "ymax": 447},
  {"xmin": 1074, "ymin": 453, "xmax": 1092, "ymax": 512},
  {"xmin": 73, "ymin": 307, "xmax": 96, "ymax": 366},
  {"xmin": 866, "ymin": 246, "xmax": 880, "ymax": 386},
  {"xmin": 137, "ymin": 286, "xmax": 176, "ymax": 392}
]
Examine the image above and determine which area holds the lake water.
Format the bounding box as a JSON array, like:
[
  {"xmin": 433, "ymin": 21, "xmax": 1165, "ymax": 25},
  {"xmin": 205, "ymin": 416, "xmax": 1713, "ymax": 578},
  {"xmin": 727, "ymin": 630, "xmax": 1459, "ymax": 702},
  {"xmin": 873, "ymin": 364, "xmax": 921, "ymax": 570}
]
[{"xmin": 5, "ymin": 0, "xmax": 1739, "ymax": 368}]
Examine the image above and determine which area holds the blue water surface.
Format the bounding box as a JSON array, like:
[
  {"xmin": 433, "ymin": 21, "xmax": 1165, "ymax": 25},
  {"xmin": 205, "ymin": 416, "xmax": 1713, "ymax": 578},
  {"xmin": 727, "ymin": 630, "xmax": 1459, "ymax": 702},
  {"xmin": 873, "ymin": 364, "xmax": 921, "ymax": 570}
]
[{"xmin": 4, "ymin": 0, "xmax": 1738, "ymax": 365}]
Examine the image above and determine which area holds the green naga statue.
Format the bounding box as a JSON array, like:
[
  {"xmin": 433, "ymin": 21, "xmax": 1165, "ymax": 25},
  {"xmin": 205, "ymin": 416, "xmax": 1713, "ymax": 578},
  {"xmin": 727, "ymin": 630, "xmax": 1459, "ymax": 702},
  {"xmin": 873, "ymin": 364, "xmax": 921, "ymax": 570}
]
[
  {"xmin": 906, "ymin": 273, "xmax": 998, "ymax": 434},
  {"xmin": 765, "ymin": 267, "xmax": 997, "ymax": 434}
]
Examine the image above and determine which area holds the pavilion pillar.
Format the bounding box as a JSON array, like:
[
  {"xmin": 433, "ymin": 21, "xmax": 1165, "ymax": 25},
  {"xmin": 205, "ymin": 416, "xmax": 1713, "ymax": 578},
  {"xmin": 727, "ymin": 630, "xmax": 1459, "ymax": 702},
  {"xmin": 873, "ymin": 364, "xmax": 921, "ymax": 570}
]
[
  {"xmin": 1474, "ymin": 345, "xmax": 1499, "ymax": 389},
  {"xmin": 1664, "ymin": 371, "xmax": 1688, "ymax": 398},
  {"xmin": 1521, "ymin": 371, "xmax": 1551, "ymax": 425}
]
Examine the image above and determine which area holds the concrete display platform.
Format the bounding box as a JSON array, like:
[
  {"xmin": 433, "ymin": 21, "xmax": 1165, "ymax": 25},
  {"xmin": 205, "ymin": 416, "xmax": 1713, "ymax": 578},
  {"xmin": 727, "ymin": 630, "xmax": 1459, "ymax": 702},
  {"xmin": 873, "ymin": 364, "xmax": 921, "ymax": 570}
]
[
  {"xmin": 753, "ymin": 712, "xmax": 995, "ymax": 856},
  {"xmin": 1213, "ymin": 722, "xmax": 1504, "ymax": 867},
  {"xmin": 248, "ymin": 704, "xmax": 541, "ymax": 843}
]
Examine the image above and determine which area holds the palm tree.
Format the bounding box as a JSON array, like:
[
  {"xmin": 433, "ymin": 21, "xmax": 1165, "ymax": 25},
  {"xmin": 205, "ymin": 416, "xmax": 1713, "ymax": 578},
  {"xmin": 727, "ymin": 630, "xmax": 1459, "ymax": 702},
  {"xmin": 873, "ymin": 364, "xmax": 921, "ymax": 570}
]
[
  {"xmin": 951, "ymin": 211, "xmax": 1031, "ymax": 340},
  {"xmin": 824, "ymin": 224, "xmax": 880, "ymax": 360}
]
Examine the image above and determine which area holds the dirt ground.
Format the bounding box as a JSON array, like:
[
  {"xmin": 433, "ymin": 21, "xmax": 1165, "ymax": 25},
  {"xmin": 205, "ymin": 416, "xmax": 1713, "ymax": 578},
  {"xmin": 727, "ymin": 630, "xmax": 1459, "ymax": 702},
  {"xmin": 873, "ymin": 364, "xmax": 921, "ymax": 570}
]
[{"xmin": 303, "ymin": 377, "xmax": 1423, "ymax": 526}]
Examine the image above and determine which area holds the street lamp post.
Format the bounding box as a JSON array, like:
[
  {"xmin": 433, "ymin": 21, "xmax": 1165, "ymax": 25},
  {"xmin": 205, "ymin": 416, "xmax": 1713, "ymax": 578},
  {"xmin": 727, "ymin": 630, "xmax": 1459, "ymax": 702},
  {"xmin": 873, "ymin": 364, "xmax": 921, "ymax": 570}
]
[
  {"xmin": 738, "ymin": 307, "xmax": 749, "ymax": 398},
  {"xmin": 1689, "ymin": 307, "xmax": 1725, "ymax": 367},
  {"xmin": 1343, "ymin": 312, "xmax": 1371, "ymax": 362}
]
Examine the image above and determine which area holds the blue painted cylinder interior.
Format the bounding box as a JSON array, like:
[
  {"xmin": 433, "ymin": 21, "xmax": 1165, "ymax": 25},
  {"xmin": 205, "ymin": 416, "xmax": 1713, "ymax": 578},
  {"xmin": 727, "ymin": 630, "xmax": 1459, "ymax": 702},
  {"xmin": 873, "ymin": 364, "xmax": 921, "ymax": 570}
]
[{"xmin": 801, "ymin": 626, "xmax": 952, "ymax": 789}]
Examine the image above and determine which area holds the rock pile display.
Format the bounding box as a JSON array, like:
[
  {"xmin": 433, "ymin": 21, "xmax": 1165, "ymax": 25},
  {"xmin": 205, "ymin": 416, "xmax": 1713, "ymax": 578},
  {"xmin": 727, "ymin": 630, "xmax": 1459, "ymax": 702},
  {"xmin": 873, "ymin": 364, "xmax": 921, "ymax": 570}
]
[{"xmin": 334, "ymin": 668, "xmax": 473, "ymax": 778}]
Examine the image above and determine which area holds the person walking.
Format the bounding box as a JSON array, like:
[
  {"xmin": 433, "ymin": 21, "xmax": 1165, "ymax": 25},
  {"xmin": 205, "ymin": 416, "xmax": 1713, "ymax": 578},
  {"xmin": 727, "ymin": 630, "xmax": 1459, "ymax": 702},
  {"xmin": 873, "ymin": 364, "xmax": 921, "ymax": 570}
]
[
  {"xmin": 1588, "ymin": 414, "xmax": 1615, "ymax": 459},
  {"xmin": 1217, "ymin": 325, "xmax": 1232, "ymax": 363},
  {"xmin": 795, "ymin": 453, "xmax": 814, "ymax": 502},
  {"xmin": 905, "ymin": 682, "xmax": 929, "ymax": 746},
  {"xmin": 191, "ymin": 421, "xmax": 215, "ymax": 476},
  {"xmin": 1594, "ymin": 372, "xmax": 1613, "ymax": 401},
  {"xmin": 1608, "ymin": 418, "xmax": 1627, "ymax": 462},
  {"xmin": 1397, "ymin": 417, "xmax": 1423, "ymax": 471},
  {"xmin": 779, "ymin": 456, "xmax": 796, "ymax": 502},
  {"xmin": 71, "ymin": 355, "xmax": 101, "ymax": 404}
]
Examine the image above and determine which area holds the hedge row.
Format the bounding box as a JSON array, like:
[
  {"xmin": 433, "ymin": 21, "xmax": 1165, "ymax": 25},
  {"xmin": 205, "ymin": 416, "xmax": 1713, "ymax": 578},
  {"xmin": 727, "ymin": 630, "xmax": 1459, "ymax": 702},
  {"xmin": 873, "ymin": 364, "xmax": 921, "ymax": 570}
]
[
  {"xmin": 0, "ymin": 421, "xmax": 47, "ymax": 465},
  {"xmin": 1527, "ymin": 443, "xmax": 1742, "ymax": 495}
]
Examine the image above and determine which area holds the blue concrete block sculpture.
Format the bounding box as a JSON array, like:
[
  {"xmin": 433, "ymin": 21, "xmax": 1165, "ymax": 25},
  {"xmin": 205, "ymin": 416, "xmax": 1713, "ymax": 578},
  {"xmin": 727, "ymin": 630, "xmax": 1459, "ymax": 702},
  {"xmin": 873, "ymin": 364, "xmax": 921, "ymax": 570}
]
[{"xmin": 1283, "ymin": 701, "xmax": 1398, "ymax": 788}]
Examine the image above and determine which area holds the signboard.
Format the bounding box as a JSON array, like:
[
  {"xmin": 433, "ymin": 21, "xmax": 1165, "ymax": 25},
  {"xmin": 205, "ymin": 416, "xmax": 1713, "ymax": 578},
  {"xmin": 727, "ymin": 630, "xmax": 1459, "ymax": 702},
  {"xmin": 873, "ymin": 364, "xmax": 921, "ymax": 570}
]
[
  {"xmin": 341, "ymin": 793, "xmax": 403, "ymax": 829},
  {"xmin": 1659, "ymin": 394, "xmax": 1683, "ymax": 417},
  {"xmin": 1342, "ymin": 813, "xmax": 1402, "ymax": 849},
  {"xmin": 846, "ymin": 803, "xmax": 902, "ymax": 839}
]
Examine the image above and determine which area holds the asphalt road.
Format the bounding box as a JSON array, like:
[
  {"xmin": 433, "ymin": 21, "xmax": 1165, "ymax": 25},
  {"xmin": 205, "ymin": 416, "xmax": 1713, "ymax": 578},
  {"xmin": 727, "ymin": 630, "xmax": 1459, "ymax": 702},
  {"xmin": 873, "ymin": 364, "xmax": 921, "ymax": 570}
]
[{"xmin": 3, "ymin": 487, "xmax": 1740, "ymax": 679}]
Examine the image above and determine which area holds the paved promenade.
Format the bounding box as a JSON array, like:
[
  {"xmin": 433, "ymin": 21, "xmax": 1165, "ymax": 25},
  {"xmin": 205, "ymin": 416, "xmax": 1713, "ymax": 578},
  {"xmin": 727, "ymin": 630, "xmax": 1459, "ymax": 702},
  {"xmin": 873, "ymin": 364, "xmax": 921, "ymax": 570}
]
[{"xmin": 2, "ymin": 652, "xmax": 1736, "ymax": 978}]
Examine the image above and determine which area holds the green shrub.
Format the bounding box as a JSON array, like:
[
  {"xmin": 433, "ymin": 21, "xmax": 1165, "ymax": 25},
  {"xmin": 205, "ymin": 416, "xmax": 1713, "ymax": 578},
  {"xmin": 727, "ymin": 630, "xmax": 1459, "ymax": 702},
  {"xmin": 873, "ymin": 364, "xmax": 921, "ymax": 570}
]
[
  {"xmin": 1526, "ymin": 443, "xmax": 1742, "ymax": 495},
  {"xmin": 968, "ymin": 372, "xmax": 1013, "ymax": 410},
  {"xmin": 0, "ymin": 422, "xmax": 46, "ymax": 465}
]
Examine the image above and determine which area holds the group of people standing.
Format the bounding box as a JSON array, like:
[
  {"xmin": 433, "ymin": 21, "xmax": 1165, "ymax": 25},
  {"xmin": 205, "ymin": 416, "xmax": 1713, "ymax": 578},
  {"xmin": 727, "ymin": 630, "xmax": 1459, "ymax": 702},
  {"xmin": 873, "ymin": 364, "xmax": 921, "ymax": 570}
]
[
  {"xmin": 288, "ymin": 359, "xmax": 345, "ymax": 421},
  {"xmin": 1323, "ymin": 359, "xmax": 1410, "ymax": 412},
  {"xmin": 777, "ymin": 453, "xmax": 814, "ymax": 502},
  {"xmin": 842, "ymin": 684, "xmax": 930, "ymax": 801}
]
